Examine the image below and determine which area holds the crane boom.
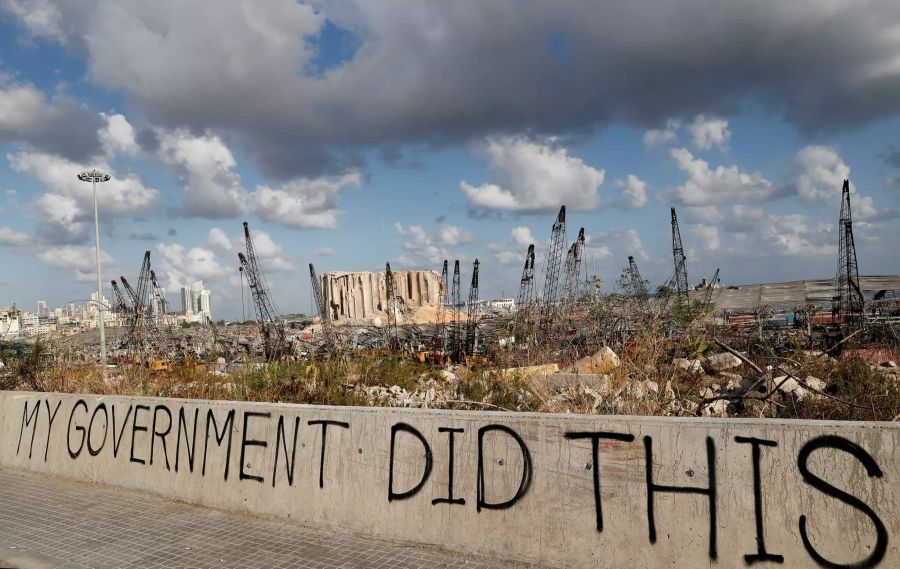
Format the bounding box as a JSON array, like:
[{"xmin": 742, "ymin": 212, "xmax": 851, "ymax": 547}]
[
  {"xmin": 670, "ymin": 208, "xmax": 689, "ymax": 297},
  {"xmin": 465, "ymin": 259, "xmax": 480, "ymax": 356},
  {"xmin": 309, "ymin": 263, "xmax": 335, "ymax": 351},
  {"xmin": 239, "ymin": 221, "xmax": 285, "ymax": 360}
]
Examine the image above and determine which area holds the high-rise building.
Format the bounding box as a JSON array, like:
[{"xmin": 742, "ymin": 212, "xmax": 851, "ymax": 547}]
[
  {"xmin": 89, "ymin": 291, "xmax": 110, "ymax": 323},
  {"xmin": 181, "ymin": 286, "xmax": 193, "ymax": 316},
  {"xmin": 149, "ymin": 286, "xmax": 167, "ymax": 316},
  {"xmin": 181, "ymin": 281, "xmax": 212, "ymax": 322},
  {"xmin": 37, "ymin": 299, "xmax": 48, "ymax": 318},
  {"xmin": 199, "ymin": 289, "xmax": 211, "ymax": 318}
]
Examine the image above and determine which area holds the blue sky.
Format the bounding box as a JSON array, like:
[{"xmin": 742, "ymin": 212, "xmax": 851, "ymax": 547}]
[{"xmin": 1, "ymin": 1, "xmax": 899, "ymax": 319}]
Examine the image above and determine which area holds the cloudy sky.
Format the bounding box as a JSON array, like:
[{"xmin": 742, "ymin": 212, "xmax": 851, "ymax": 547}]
[{"xmin": 1, "ymin": 0, "xmax": 899, "ymax": 319}]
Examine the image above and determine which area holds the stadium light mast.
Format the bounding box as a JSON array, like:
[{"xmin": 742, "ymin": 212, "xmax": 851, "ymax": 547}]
[{"xmin": 78, "ymin": 168, "xmax": 112, "ymax": 379}]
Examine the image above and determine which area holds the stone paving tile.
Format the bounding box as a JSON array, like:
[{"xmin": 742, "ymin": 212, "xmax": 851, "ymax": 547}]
[{"xmin": 0, "ymin": 469, "xmax": 540, "ymax": 569}]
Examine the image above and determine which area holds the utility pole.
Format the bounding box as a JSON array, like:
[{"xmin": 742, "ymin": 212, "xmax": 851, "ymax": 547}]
[{"xmin": 78, "ymin": 169, "xmax": 111, "ymax": 379}]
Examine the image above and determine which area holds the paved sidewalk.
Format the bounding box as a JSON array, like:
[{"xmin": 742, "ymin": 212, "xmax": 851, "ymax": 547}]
[{"xmin": 0, "ymin": 469, "xmax": 538, "ymax": 569}]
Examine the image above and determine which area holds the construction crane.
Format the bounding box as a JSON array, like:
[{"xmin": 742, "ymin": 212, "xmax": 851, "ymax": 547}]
[
  {"xmin": 562, "ymin": 243, "xmax": 577, "ymax": 301},
  {"xmin": 119, "ymin": 276, "xmax": 138, "ymax": 306},
  {"xmin": 670, "ymin": 208, "xmax": 689, "ymax": 297},
  {"xmin": 516, "ymin": 244, "xmax": 536, "ymax": 312},
  {"xmin": 148, "ymin": 269, "xmax": 168, "ymax": 334},
  {"xmin": 111, "ymin": 279, "xmax": 134, "ymax": 352},
  {"xmin": 119, "ymin": 275, "xmax": 140, "ymax": 351},
  {"xmin": 145, "ymin": 269, "xmax": 172, "ymax": 361},
  {"xmin": 120, "ymin": 251, "xmax": 152, "ymax": 356},
  {"xmin": 238, "ymin": 221, "xmax": 285, "ymax": 361},
  {"xmin": 465, "ymin": 259, "xmax": 480, "ymax": 356},
  {"xmin": 702, "ymin": 268, "xmax": 720, "ymax": 308},
  {"xmin": 384, "ymin": 262, "xmax": 399, "ymax": 350},
  {"xmin": 540, "ymin": 206, "xmax": 567, "ymax": 328},
  {"xmin": 834, "ymin": 179, "xmax": 864, "ymax": 330},
  {"xmin": 436, "ymin": 260, "xmax": 449, "ymax": 352},
  {"xmin": 450, "ymin": 260, "xmax": 461, "ymax": 360},
  {"xmin": 626, "ymin": 256, "xmax": 648, "ymax": 299},
  {"xmin": 309, "ymin": 263, "xmax": 335, "ymax": 351},
  {"xmin": 111, "ymin": 280, "xmax": 131, "ymax": 313},
  {"xmin": 150, "ymin": 270, "xmax": 167, "ymax": 321},
  {"xmin": 562, "ymin": 228, "xmax": 585, "ymax": 301},
  {"xmin": 513, "ymin": 244, "xmax": 537, "ymax": 348}
]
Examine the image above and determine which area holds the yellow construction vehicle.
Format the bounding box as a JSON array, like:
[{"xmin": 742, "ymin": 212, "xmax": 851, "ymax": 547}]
[{"xmin": 147, "ymin": 359, "xmax": 170, "ymax": 372}]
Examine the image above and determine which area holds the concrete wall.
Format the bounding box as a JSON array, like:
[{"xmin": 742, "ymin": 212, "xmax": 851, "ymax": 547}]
[{"xmin": 1, "ymin": 391, "xmax": 897, "ymax": 568}]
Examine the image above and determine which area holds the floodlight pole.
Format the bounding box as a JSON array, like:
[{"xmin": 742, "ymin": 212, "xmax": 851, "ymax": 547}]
[{"xmin": 78, "ymin": 169, "xmax": 112, "ymax": 379}]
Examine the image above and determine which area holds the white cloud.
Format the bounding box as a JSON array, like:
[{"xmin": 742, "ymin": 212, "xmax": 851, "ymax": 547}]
[
  {"xmin": 156, "ymin": 242, "xmax": 228, "ymax": 290},
  {"xmin": 247, "ymin": 230, "xmax": 293, "ymax": 271},
  {"xmin": 511, "ymin": 226, "xmax": 536, "ymax": 248},
  {"xmin": 35, "ymin": 192, "xmax": 87, "ymax": 243},
  {"xmin": 761, "ymin": 214, "xmax": 834, "ymax": 257},
  {"xmin": 793, "ymin": 145, "xmax": 850, "ymax": 204},
  {"xmin": 206, "ymin": 226, "xmax": 293, "ymax": 272},
  {"xmin": 688, "ymin": 115, "xmax": 730, "ymax": 152},
  {"xmin": 315, "ymin": 246, "xmax": 334, "ymax": 257},
  {"xmin": 691, "ymin": 225, "xmax": 721, "ymax": 251},
  {"xmin": 682, "ymin": 205, "xmax": 724, "ymax": 225},
  {"xmin": 0, "ymin": 80, "xmax": 102, "ymax": 159},
  {"xmin": 1, "ymin": 0, "xmax": 63, "ymax": 40},
  {"xmin": 791, "ymin": 145, "xmax": 887, "ymax": 220},
  {"xmin": 36, "ymin": 193, "xmax": 81, "ymax": 226},
  {"xmin": 437, "ymin": 224, "xmax": 474, "ymax": 246},
  {"xmin": 626, "ymin": 229, "xmax": 649, "ymax": 262},
  {"xmin": 616, "ymin": 175, "xmax": 648, "ymax": 208},
  {"xmin": 391, "ymin": 255, "xmax": 416, "ymax": 267},
  {"xmin": 724, "ymin": 204, "xmax": 766, "ymax": 232},
  {"xmin": 249, "ymin": 172, "xmax": 361, "ymax": 229},
  {"xmin": 461, "ymin": 136, "xmax": 604, "ymax": 212},
  {"xmin": 0, "ymin": 83, "xmax": 48, "ymax": 131},
  {"xmin": 643, "ymin": 119, "xmax": 681, "ymax": 148},
  {"xmin": 395, "ymin": 223, "xmax": 446, "ymax": 265},
  {"xmin": 491, "ymin": 226, "xmax": 538, "ymax": 267},
  {"xmin": 581, "ymin": 233, "xmax": 612, "ymax": 261},
  {"xmin": 669, "ymin": 147, "xmax": 776, "ymax": 205},
  {"xmin": 157, "ymin": 129, "xmax": 247, "ymax": 218},
  {"xmin": 207, "ymin": 227, "xmax": 233, "ymax": 251},
  {"xmin": 99, "ymin": 113, "xmax": 139, "ymax": 157},
  {"xmin": 0, "ymin": 226, "xmax": 30, "ymax": 247},
  {"xmin": 493, "ymin": 249, "xmax": 523, "ymax": 266},
  {"xmin": 36, "ymin": 245, "xmax": 114, "ymax": 282},
  {"xmin": 8, "ymin": 151, "xmax": 159, "ymax": 216}
]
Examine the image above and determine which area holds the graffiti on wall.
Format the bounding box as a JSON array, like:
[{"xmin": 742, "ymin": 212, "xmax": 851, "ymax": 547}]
[{"xmin": 12, "ymin": 397, "xmax": 892, "ymax": 568}]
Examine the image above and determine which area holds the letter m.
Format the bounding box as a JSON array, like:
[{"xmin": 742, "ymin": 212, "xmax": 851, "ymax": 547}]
[{"xmin": 17, "ymin": 399, "xmax": 41, "ymax": 459}]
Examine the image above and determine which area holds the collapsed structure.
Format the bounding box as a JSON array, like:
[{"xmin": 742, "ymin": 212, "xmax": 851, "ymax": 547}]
[{"xmin": 321, "ymin": 270, "xmax": 442, "ymax": 323}]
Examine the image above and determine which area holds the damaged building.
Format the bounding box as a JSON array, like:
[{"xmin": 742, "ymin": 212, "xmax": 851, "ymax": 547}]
[{"xmin": 322, "ymin": 270, "xmax": 442, "ymax": 323}]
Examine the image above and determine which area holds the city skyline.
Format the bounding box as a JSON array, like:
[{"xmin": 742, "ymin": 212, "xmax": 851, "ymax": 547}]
[
  {"xmin": 0, "ymin": 2, "xmax": 899, "ymax": 320},
  {"xmin": 2, "ymin": 278, "xmax": 214, "ymax": 340}
]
